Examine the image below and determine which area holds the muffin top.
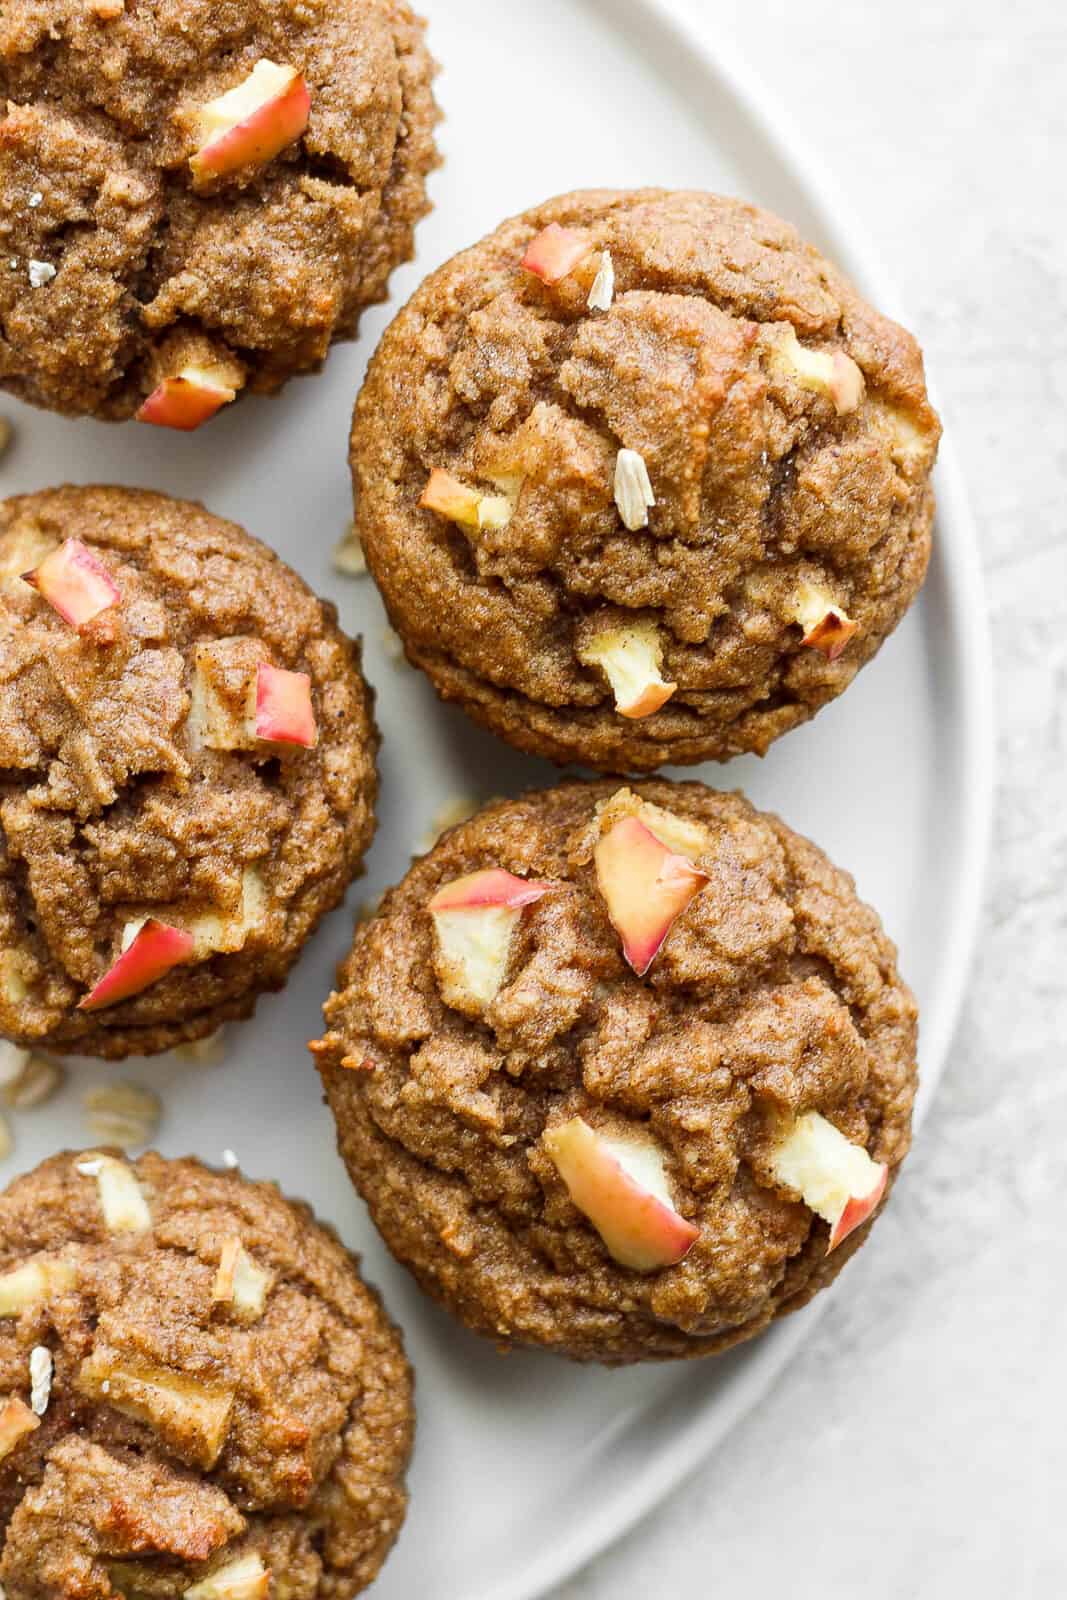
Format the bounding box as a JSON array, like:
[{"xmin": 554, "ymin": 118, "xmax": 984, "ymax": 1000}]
[
  {"xmin": 352, "ymin": 189, "xmax": 941, "ymax": 771},
  {"xmin": 0, "ymin": 485, "xmax": 377, "ymax": 1058},
  {"xmin": 0, "ymin": 0, "xmax": 439, "ymax": 421},
  {"xmin": 316, "ymin": 780, "xmax": 918, "ymax": 1363},
  {"xmin": 0, "ymin": 1150, "xmax": 412, "ymax": 1599}
]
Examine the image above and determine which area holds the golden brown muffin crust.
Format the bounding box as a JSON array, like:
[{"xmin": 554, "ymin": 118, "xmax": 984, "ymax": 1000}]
[
  {"xmin": 352, "ymin": 189, "xmax": 940, "ymax": 771},
  {"xmin": 0, "ymin": 0, "xmax": 440, "ymax": 419},
  {"xmin": 0, "ymin": 485, "xmax": 378, "ymax": 1059},
  {"xmin": 0, "ymin": 1151, "xmax": 413, "ymax": 1598},
  {"xmin": 315, "ymin": 781, "xmax": 919, "ymax": 1364}
]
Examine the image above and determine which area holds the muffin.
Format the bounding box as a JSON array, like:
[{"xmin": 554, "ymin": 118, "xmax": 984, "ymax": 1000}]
[
  {"xmin": 0, "ymin": 1150, "xmax": 413, "ymax": 1597},
  {"xmin": 0, "ymin": 0, "xmax": 439, "ymax": 425},
  {"xmin": 0, "ymin": 485, "xmax": 378, "ymax": 1059},
  {"xmin": 314, "ymin": 780, "xmax": 918, "ymax": 1364},
  {"xmin": 351, "ymin": 188, "xmax": 941, "ymax": 772}
]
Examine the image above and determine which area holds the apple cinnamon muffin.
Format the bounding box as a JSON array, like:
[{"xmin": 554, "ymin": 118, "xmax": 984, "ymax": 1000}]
[
  {"xmin": 0, "ymin": 0, "xmax": 439, "ymax": 425},
  {"xmin": 352, "ymin": 188, "xmax": 941, "ymax": 771},
  {"xmin": 0, "ymin": 1150, "xmax": 413, "ymax": 1597},
  {"xmin": 314, "ymin": 780, "xmax": 918, "ymax": 1364},
  {"xmin": 0, "ymin": 485, "xmax": 378, "ymax": 1059}
]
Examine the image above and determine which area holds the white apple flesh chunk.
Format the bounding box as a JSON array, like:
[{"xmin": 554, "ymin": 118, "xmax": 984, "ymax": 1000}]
[
  {"xmin": 78, "ymin": 1352, "xmax": 234, "ymax": 1469},
  {"xmin": 521, "ymin": 222, "xmax": 592, "ymax": 285},
  {"xmin": 189, "ymin": 60, "xmax": 311, "ymax": 183},
  {"xmin": 212, "ymin": 1237, "xmax": 273, "ymax": 1321},
  {"xmin": 254, "ymin": 663, "xmax": 317, "ymax": 748},
  {"xmin": 78, "ymin": 918, "xmax": 195, "ymax": 1012},
  {"xmin": 791, "ymin": 580, "xmax": 857, "ymax": 662},
  {"xmin": 429, "ymin": 868, "xmax": 555, "ymax": 1013},
  {"xmin": 0, "ymin": 1257, "xmax": 76, "ymax": 1316},
  {"xmin": 81, "ymin": 1154, "xmax": 153, "ymax": 1235},
  {"xmin": 769, "ymin": 1111, "xmax": 888, "ymax": 1252},
  {"xmin": 596, "ymin": 788, "xmax": 710, "ymax": 864},
  {"xmin": 185, "ymin": 1555, "xmax": 271, "ymax": 1600},
  {"xmin": 188, "ymin": 637, "xmax": 268, "ymax": 753},
  {"xmin": 136, "ymin": 364, "xmax": 238, "ymax": 431},
  {"xmin": 768, "ymin": 324, "xmax": 865, "ymax": 415},
  {"xmin": 21, "ymin": 539, "xmax": 120, "ymax": 629},
  {"xmin": 543, "ymin": 1117, "xmax": 699, "ymax": 1271},
  {"xmin": 594, "ymin": 815, "xmax": 708, "ymax": 975},
  {"xmin": 0, "ymin": 1396, "xmax": 39, "ymax": 1462},
  {"xmin": 419, "ymin": 468, "xmax": 516, "ymax": 534},
  {"xmin": 578, "ymin": 621, "xmax": 676, "ymax": 719}
]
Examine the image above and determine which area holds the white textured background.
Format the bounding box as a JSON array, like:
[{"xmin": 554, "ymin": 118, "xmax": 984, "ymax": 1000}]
[{"xmin": 560, "ymin": 1, "xmax": 1067, "ymax": 1595}]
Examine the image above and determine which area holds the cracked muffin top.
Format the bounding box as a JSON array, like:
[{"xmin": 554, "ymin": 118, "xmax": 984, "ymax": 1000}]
[
  {"xmin": 0, "ymin": 485, "xmax": 378, "ymax": 1059},
  {"xmin": 315, "ymin": 780, "xmax": 918, "ymax": 1364},
  {"xmin": 0, "ymin": 1150, "xmax": 413, "ymax": 1599},
  {"xmin": 352, "ymin": 189, "xmax": 941, "ymax": 772},
  {"xmin": 0, "ymin": 0, "xmax": 439, "ymax": 424}
]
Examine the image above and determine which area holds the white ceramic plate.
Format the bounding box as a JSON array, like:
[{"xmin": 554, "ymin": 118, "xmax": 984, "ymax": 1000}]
[{"xmin": 0, "ymin": 1, "xmax": 993, "ymax": 1596}]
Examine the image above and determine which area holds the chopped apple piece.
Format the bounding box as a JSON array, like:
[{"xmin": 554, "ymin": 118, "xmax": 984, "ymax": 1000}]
[
  {"xmin": 190, "ymin": 60, "xmax": 311, "ymax": 183},
  {"xmin": 543, "ymin": 1117, "xmax": 698, "ymax": 1271},
  {"xmin": 521, "ymin": 222, "xmax": 592, "ymax": 285},
  {"xmin": 185, "ymin": 1554, "xmax": 271, "ymax": 1600},
  {"xmin": 186, "ymin": 866, "xmax": 270, "ymax": 959},
  {"xmin": 790, "ymin": 580, "xmax": 857, "ymax": 662},
  {"xmin": 188, "ymin": 642, "xmax": 316, "ymax": 751},
  {"xmin": 188, "ymin": 637, "xmax": 269, "ymax": 752},
  {"xmin": 254, "ymin": 663, "xmax": 317, "ymax": 748},
  {"xmin": 419, "ymin": 468, "xmax": 516, "ymax": 534},
  {"xmin": 136, "ymin": 365, "xmax": 238, "ymax": 431},
  {"xmin": 79, "ymin": 918, "xmax": 195, "ymax": 1012},
  {"xmin": 0, "ymin": 950, "xmax": 28, "ymax": 1004},
  {"xmin": 613, "ymin": 448, "xmax": 656, "ymax": 532},
  {"xmin": 0, "ymin": 1395, "xmax": 39, "ymax": 1461},
  {"xmin": 578, "ymin": 621, "xmax": 676, "ymax": 719},
  {"xmin": 212, "ymin": 1237, "xmax": 273, "ymax": 1321},
  {"xmin": 82, "ymin": 1155, "xmax": 153, "ymax": 1235},
  {"xmin": 429, "ymin": 869, "xmax": 555, "ymax": 1013},
  {"xmin": 595, "ymin": 788, "xmax": 709, "ymax": 864},
  {"xmin": 0, "ymin": 1257, "xmax": 76, "ymax": 1316},
  {"xmin": 21, "ymin": 538, "xmax": 120, "ymax": 629},
  {"xmin": 766, "ymin": 324, "xmax": 865, "ymax": 415},
  {"xmin": 79, "ymin": 1352, "xmax": 234, "ymax": 1469},
  {"xmin": 769, "ymin": 1111, "xmax": 888, "ymax": 1252},
  {"xmin": 595, "ymin": 815, "xmax": 708, "ymax": 975},
  {"xmin": 0, "ymin": 523, "xmax": 55, "ymax": 597},
  {"xmin": 420, "ymin": 468, "xmax": 481, "ymax": 528}
]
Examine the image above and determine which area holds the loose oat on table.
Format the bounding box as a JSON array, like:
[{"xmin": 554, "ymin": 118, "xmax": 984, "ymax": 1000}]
[
  {"xmin": 352, "ymin": 189, "xmax": 940, "ymax": 772},
  {"xmin": 82, "ymin": 1081, "xmax": 162, "ymax": 1149},
  {"xmin": 333, "ymin": 523, "xmax": 368, "ymax": 578},
  {"xmin": 1, "ymin": 1055, "xmax": 64, "ymax": 1111},
  {"xmin": 0, "ymin": 0, "xmax": 440, "ymax": 423},
  {"xmin": 0, "ymin": 485, "xmax": 378, "ymax": 1060},
  {"xmin": 315, "ymin": 779, "xmax": 918, "ymax": 1364},
  {"xmin": 0, "ymin": 1151, "xmax": 413, "ymax": 1598},
  {"xmin": 0, "ymin": 1046, "xmax": 27, "ymax": 1091}
]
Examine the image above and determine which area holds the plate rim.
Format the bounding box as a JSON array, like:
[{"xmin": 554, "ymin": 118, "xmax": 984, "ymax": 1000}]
[{"xmin": 471, "ymin": 3, "xmax": 996, "ymax": 1597}]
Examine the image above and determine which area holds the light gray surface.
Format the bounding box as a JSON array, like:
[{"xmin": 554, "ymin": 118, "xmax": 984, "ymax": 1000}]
[{"xmin": 561, "ymin": 1, "xmax": 1065, "ymax": 1595}]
